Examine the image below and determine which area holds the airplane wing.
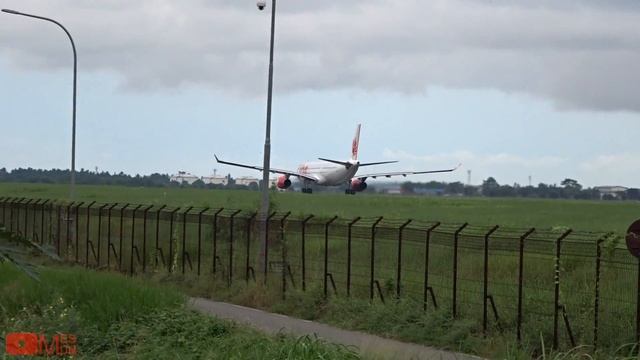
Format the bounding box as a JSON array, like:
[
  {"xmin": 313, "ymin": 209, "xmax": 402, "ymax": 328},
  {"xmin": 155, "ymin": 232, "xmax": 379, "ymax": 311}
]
[
  {"xmin": 356, "ymin": 164, "xmax": 461, "ymax": 180},
  {"xmin": 214, "ymin": 155, "xmax": 319, "ymax": 182}
]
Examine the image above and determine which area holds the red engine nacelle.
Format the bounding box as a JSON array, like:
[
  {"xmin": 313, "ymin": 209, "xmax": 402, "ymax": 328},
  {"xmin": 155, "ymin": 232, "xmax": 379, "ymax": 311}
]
[
  {"xmin": 277, "ymin": 175, "xmax": 292, "ymax": 189},
  {"xmin": 350, "ymin": 178, "xmax": 368, "ymax": 192}
]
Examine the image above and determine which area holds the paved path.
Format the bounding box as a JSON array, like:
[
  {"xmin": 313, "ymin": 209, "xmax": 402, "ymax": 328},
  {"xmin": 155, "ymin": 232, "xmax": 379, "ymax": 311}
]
[{"xmin": 189, "ymin": 297, "xmax": 481, "ymax": 360}]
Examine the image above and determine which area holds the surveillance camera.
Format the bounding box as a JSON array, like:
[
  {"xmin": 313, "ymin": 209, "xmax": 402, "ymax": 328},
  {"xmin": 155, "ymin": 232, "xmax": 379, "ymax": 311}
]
[{"xmin": 257, "ymin": 1, "xmax": 266, "ymax": 10}]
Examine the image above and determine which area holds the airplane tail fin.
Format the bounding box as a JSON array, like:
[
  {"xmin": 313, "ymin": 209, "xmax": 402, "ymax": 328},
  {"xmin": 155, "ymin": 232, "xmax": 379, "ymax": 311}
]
[{"xmin": 351, "ymin": 124, "xmax": 361, "ymax": 160}]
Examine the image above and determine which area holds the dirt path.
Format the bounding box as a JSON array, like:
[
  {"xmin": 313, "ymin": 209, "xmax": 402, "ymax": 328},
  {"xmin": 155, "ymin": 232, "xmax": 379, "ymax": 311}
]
[{"xmin": 189, "ymin": 297, "xmax": 482, "ymax": 360}]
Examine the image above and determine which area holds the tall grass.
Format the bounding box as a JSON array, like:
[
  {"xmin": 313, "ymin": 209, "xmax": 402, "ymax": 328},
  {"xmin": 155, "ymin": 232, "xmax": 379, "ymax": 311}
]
[{"xmin": 0, "ymin": 263, "xmax": 360, "ymax": 359}]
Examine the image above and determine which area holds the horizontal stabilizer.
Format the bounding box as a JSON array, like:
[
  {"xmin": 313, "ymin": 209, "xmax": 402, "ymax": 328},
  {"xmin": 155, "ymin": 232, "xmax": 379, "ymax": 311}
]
[{"xmin": 318, "ymin": 157, "xmax": 353, "ymax": 168}]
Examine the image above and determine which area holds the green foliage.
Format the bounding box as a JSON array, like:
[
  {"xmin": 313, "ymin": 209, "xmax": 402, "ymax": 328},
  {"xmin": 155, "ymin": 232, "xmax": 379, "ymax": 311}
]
[
  {"xmin": 2, "ymin": 182, "xmax": 639, "ymax": 233},
  {"xmin": 0, "ymin": 228, "xmax": 60, "ymax": 280},
  {"xmin": 0, "ymin": 264, "xmax": 360, "ymax": 359},
  {"xmin": 0, "ymin": 263, "xmax": 184, "ymax": 330}
]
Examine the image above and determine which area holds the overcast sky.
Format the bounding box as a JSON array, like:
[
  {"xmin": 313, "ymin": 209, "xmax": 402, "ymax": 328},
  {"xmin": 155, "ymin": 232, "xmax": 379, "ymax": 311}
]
[{"xmin": 1, "ymin": 0, "xmax": 640, "ymax": 187}]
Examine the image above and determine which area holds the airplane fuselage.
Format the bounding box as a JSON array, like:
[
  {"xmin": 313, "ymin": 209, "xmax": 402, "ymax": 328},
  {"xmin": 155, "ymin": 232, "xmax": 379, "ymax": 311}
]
[{"xmin": 297, "ymin": 159, "xmax": 359, "ymax": 186}]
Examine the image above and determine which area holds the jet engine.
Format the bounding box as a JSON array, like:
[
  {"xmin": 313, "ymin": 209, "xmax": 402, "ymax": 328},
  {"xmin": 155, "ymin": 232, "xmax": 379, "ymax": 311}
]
[
  {"xmin": 277, "ymin": 175, "xmax": 292, "ymax": 189},
  {"xmin": 350, "ymin": 178, "xmax": 368, "ymax": 192}
]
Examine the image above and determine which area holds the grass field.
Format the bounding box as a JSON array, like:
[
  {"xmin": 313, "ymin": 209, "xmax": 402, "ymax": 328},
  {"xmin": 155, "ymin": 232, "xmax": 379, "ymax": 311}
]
[
  {"xmin": 0, "ymin": 260, "xmax": 359, "ymax": 359},
  {"xmin": 2, "ymin": 182, "xmax": 640, "ymax": 358},
  {"xmin": 0, "ymin": 182, "xmax": 639, "ymax": 233}
]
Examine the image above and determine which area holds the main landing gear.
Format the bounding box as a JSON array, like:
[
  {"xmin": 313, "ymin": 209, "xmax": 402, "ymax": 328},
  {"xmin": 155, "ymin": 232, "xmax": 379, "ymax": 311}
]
[
  {"xmin": 345, "ymin": 189, "xmax": 356, "ymax": 195},
  {"xmin": 302, "ymin": 188, "xmax": 313, "ymax": 194}
]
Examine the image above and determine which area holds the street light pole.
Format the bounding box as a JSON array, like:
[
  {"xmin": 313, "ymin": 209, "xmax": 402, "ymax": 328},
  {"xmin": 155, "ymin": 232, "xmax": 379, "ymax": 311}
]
[
  {"xmin": 258, "ymin": 0, "xmax": 277, "ymax": 279},
  {"xmin": 2, "ymin": 9, "xmax": 77, "ymax": 200}
]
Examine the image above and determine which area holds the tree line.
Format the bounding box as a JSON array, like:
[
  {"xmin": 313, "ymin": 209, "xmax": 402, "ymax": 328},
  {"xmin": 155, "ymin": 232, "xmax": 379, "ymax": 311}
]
[
  {"xmin": 1, "ymin": 168, "xmax": 638, "ymax": 200},
  {"xmin": 401, "ymin": 177, "xmax": 640, "ymax": 200},
  {"xmin": 0, "ymin": 168, "xmax": 248, "ymax": 190}
]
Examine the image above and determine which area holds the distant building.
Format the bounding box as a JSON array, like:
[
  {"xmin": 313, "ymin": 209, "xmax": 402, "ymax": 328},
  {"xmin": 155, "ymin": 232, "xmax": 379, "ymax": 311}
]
[
  {"xmin": 170, "ymin": 171, "xmax": 199, "ymax": 185},
  {"xmin": 413, "ymin": 188, "xmax": 445, "ymax": 196},
  {"xmin": 594, "ymin": 186, "xmax": 629, "ymax": 199},
  {"xmin": 235, "ymin": 176, "xmax": 260, "ymax": 187},
  {"xmin": 201, "ymin": 175, "xmax": 228, "ymax": 186}
]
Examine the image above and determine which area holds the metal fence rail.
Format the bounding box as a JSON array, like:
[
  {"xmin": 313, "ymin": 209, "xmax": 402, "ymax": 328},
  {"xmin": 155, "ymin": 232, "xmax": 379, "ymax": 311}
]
[{"xmin": 0, "ymin": 197, "xmax": 637, "ymax": 351}]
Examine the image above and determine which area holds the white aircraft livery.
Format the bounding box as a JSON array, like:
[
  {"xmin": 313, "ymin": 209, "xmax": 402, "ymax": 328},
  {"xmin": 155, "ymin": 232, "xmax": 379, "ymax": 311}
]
[{"xmin": 215, "ymin": 124, "xmax": 460, "ymax": 194}]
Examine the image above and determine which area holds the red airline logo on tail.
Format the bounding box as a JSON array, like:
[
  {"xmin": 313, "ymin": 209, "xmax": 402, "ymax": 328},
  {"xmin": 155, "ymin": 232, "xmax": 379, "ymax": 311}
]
[{"xmin": 351, "ymin": 124, "xmax": 361, "ymax": 160}]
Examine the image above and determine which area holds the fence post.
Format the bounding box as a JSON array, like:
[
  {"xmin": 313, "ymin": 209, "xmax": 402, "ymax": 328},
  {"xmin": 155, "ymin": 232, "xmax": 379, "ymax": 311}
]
[
  {"xmin": 553, "ymin": 229, "xmax": 573, "ymax": 349},
  {"xmin": 482, "ymin": 225, "xmax": 500, "ymax": 335},
  {"xmin": 48, "ymin": 201, "xmax": 55, "ymax": 246},
  {"xmin": 56, "ymin": 203, "xmax": 62, "ymax": 257},
  {"xmin": 0, "ymin": 197, "xmax": 5, "ymax": 226},
  {"xmin": 64, "ymin": 201, "xmax": 75, "ymax": 259},
  {"xmin": 593, "ymin": 233, "xmax": 609, "ymax": 350},
  {"xmin": 281, "ymin": 212, "xmax": 292, "ymax": 300},
  {"xmin": 141, "ymin": 205, "xmax": 153, "ymax": 273},
  {"xmin": 118, "ymin": 204, "xmax": 130, "ymax": 271},
  {"xmin": 452, "ymin": 223, "xmax": 469, "ymax": 318},
  {"xmin": 29, "ymin": 199, "xmax": 41, "ymax": 240},
  {"xmin": 129, "ymin": 205, "xmax": 143, "ymax": 275},
  {"xmin": 56, "ymin": 203, "xmax": 62, "ymax": 256},
  {"xmin": 196, "ymin": 207, "xmax": 210, "ymax": 276},
  {"xmin": 245, "ymin": 212, "xmax": 257, "ymax": 283},
  {"xmin": 347, "ymin": 216, "xmax": 361, "ymax": 297},
  {"xmin": 168, "ymin": 207, "xmax": 180, "ymax": 272},
  {"xmin": 0, "ymin": 197, "xmax": 7, "ymax": 227},
  {"xmin": 18, "ymin": 198, "xmax": 27, "ymax": 236},
  {"xmin": 424, "ymin": 222, "xmax": 441, "ymax": 311},
  {"xmin": 106, "ymin": 203, "xmax": 117, "ymax": 268},
  {"xmin": 40, "ymin": 200, "xmax": 50, "ymax": 245},
  {"xmin": 301, "ymin": 215, "xmax": 314, "ymax": 292},
  {"xmin": 84, "ymin": 201, "xmax": 96, "ymax": 268},
  {"xmin": 96, "ymin": 204, "xmax": 107, "ymax": 267},
  {"xmin": 22, "ymin": 199, "xmax": 34, "ymax": 239},
  {"xmin": 154, "ymin": 205, "xmax": 167, "ymax": 268},
  {"xmin": 370, "ymin": 217, "xmax": 384, "ymax": 301},
  {"xmin": 73, "ymin": 202, "xmax": 84, "ymax": 263},
  {"xmin": 228, "ymin": 209, "xmax": 242, "ymax": 286},
  {"xmin": 6, "ymin": 197, "xmax": 14, "ymax": 230},
  {"xmin": 181, "ymin": 206, "xmax": 194, "ymax": 274},
  {"xmin": 324, "ymin": 216, "xmax": 339, "ymax": 298},
  {"xmin": 517, "ymin": 228, "xmax": 535, "ymax": 344},
  {"xmin": 263, "ymin": 211, "xmax": 277, "ymax": 284},
  {"xmin": 8, "ymin": 198, "xmax": 14, "ymax": 233},
  {"xmin": 212, "ymin": 208, "xmax": 224, "ymax": 274},
  {"xmin": 397, "ymin": 219, "xmax": 413, "ymax": 299}
]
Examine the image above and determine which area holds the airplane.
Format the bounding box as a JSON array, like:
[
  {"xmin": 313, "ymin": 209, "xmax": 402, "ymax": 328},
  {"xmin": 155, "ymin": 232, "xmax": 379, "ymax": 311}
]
[{"xmin": 214, "ymin": 124, "xmax": 460, "ymax": 195}]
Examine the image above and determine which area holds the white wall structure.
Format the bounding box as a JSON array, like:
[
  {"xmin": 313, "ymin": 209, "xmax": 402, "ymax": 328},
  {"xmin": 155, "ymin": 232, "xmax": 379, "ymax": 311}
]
[
  {"xmin": 169, "ymin": 171, "xmax": 199, "ymax": 185},
  {"xmin": 594, "ymin": 186, "xmax": 629, "ymax": 199},
  {"xmin": 235, "ymin": 176, "xmax": 260, "ymax": 187},
  {"xmin": 201, "ymin": 175, "xmax": 228, "ymax": 186}
]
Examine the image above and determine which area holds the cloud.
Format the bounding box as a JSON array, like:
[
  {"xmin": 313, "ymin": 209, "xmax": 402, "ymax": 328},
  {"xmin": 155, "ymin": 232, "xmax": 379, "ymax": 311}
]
[{"xmin": 1, "ymin": 0, "xmax": 640, "ymax": 111}]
